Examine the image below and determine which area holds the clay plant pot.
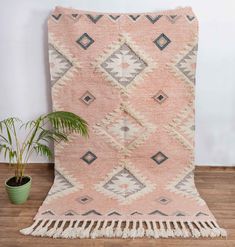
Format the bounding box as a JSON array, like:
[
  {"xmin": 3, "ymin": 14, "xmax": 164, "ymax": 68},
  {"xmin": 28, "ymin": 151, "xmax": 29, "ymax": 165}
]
[{"xmin": 5, "ymin": 176, "xmax": 32, "ymax": 204}]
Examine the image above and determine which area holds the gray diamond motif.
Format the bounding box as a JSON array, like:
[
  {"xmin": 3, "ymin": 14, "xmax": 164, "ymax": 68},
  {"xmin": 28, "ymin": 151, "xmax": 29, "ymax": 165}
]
[
  {"xmin": 153, "ymin": 90, "xmax": 168, "ymax": 104},
  {"xmin": 77, "ymin": 195, "xmax": 93, "ymax": 204},
  {"xmin": 103, "ymin": 168, "xmax": 146, "ymax": 198},
  {"xmin": 81, "ymin": 151, "xmax": 97, "ymax": 164},
  {"xmin": 76, "ymin": 33, "xmax": 94, "ymax": 50},
  {"xmin": 101, "ymin": 43, "xmax": 147, "ymax": 87},
  {"xmin": 80, "ymin": 91, "xmax": 96, "ymax": 105},
  {"xmin": 154, "ymin": 33, "xmax": 171, "ymax": 50},
  {"xmin": 156, "ymin": 196, "xmax": 172, "ymax": 205},
  {"xmin": 151, "ymin": 151, "xmax": 168, "ymax": 164}
]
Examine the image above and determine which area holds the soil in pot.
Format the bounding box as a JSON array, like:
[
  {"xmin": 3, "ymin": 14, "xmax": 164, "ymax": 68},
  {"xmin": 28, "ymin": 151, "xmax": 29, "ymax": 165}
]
[{"xmin": 6, "ymin": 176, "xmax": 30, "ymax": 187}]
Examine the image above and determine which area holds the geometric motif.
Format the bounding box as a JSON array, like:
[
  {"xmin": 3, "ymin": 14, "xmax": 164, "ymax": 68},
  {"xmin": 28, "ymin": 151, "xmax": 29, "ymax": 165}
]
[
  {"xmin": 51, "ymin": 14, "xmax": 62, "ymax": 22},
  {"xmin": 76, "ymin": 195, "xmax": 93, "ymax": 204},
  {"xmin": 48, "ymin": 44, "xmax": 73, "ymax": 86},
  {"xmin": 166, "ymin": 15, "xmax": 181, "ymax": 23},
  {"xmin": 95, "ymin": 33, "xmax": 156, "ymax": 92},
  {"xmin": 129, "ymin": 15, "xmax": 141, "ymax": 21},
  {"xmin": 45, "ymin": 166, "xmax": 83, "ymax": 204},
  {"xmin": 154, "ymin": 33, "xmax": 171, "ymax": 50},
  {"xmin": 95, "ymin": 161, "xmax": 155, "ymax": 205},
  {"xmin": 100, "ymin": 43, "xmax": 147, "ymax": 87},
  {"xmin": 186, "ymin": 15, "xmax": 195, "ymax": 22},
  {"xmin": 81, "ymin": 151, "xmax": 97, "ymax": 165},
  {"xmin": 151, "ymin": 151, "xmax": 168, "ymax": 165},
  {"xmin": 93, "ymin": 103, "xmax": 156, "ymax": 156},
  {"xmin": 153, "ymin": 90, "xmax": 168, "ymax": 104},
  {"xmin": 76, "ymin": 33, "xmax": 94, "ymax": 50},
  {"xmin": 80, "ymin": 91, "xmax": 96, "ymax": 105},
  {"xmin": 175, "ymin": 45, "xmax": 198, "ymax": 84},
  {"xmin": 86, "ymin": 14, "xmax": 103, "ymax": 23},
  {"xmin": 145, "ymin": 15, "xmax": 162, "ymax": 24},
  {"xmin": 149, "ymin": 210, "xmax": 168, "ymax": 216},
  {"xmin": 109, "ymin": 15, "xmax": 121, "ymax": 21},
  {"xmin": 156, "ymin": 196, "xmax": 172, "ymax": 205},
  {"xmin": 48, "ymin": 170, "xmax": 73, "ymax": 196},
  {"xmin": 165, "ymin": 105, "xmax": 194, "ymax": 150},
  {"xmin": 167, "ymin": 165, "xmax": 205, "ymax": 205}
]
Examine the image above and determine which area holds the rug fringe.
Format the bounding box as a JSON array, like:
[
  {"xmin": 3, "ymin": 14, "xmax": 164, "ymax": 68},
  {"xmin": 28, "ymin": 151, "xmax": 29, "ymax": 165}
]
[{"xmin": 20, "ymin": 219, "xmax": 227, "ymax": 239}]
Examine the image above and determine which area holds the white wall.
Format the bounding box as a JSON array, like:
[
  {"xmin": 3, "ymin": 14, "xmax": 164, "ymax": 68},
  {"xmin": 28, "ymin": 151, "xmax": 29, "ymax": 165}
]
[{"xmin": 0, "ymin": 0, "xmax": 235, "ymax": 165}]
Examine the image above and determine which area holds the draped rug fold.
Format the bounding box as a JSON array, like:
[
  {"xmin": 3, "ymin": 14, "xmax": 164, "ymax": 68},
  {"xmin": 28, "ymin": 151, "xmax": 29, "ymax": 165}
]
[{"xmin": 20, "ymin": 6, "xmax": 227, "ymax": 238}]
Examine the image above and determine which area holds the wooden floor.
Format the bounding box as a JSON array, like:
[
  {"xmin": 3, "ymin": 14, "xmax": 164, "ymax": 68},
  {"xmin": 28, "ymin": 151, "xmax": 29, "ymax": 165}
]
[{"xmin": 0, "ymin": 164, "xmax": 234, "ymax": 247}]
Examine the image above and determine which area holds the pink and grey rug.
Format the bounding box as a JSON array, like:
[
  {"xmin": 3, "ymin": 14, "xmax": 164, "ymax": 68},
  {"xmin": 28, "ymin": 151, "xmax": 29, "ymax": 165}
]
[{"xmin": 20, "ymin": 6, "xmax": 227, "ymax": 238}]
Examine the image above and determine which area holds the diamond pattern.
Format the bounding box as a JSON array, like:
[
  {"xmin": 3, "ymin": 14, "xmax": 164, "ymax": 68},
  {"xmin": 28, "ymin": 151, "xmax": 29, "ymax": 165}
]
[
  {"xmin": 103, "ymin": 168, "xmax": 145, "ymax": 198},
  {"xmin": 95, "ymin": 162, "xmax": 155, "ymax": 204},
  {"xmin": 76, "ymin": 33, "xmax": 94, "ymax": 50},
  {"xmin": 77, "ymin": 195, "xmax": 93, "ymax": 204},
  {"xmin": 156, "ymin": 196, "xmax": 172, "ymax": 205},
  {"xmin": 93, "ymin": 104, "xmax": 156, "ymax": 155},
  {"xmin": 153, "ymin": 90, "xmax": 168, "ymax": 104},
  {"xmin": 80, "ymin": 91, "xmax": 96, "ymax": 105},
  {"xmin": 154, "ymin": 33, "xmax": 171, "ymax": 50},
  {"xmin": 101, "ymin": 43, "xmax": 147, "ymax": 87},
  {"xmin": 81, "ymin": 151, "xmax": 97, "ymax": 164},
  {"xmin": 151, "ymin": 151, "xmax": 168, "ymax": 164}
]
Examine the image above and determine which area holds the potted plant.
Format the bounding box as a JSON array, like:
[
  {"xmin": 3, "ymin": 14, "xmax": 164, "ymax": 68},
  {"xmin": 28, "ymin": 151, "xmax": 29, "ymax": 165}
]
[{"xmin": 0, "ymin": 111, "xmax": 88, "ymax": 204}]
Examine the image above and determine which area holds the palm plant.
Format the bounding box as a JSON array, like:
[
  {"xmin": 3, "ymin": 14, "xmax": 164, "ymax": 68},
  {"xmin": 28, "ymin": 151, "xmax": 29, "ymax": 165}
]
[{"xmin": 0, "ymin": 111, "xmax": 88, "ymax": 186}]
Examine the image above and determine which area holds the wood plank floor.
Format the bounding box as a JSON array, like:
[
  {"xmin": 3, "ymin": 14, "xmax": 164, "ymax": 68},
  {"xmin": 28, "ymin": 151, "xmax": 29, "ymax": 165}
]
[{"xmin": 0, "ymin": 163, "xmax": 234, "ymax": 247}]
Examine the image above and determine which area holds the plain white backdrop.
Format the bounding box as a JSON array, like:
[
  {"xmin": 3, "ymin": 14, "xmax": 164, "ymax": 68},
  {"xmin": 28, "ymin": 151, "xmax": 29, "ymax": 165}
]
[{"xmin": 0, "ymin": 0, "xmax": 235, "ymax": 165}]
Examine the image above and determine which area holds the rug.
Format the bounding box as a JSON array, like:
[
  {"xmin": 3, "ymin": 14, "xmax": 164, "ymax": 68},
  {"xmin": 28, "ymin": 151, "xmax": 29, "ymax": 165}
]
[{"xmin": 20, "ymin": 6, "xmax": 227, "ymax": 238}]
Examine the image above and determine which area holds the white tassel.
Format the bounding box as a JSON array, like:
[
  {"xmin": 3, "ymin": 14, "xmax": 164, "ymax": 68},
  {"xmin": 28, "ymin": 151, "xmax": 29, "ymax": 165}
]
[
  {"xmin": 99, "ymin": 220, "xmax": 108, "ymax": 237},
  {"xmin": 145, "ymin": 221, "xmax": 154, "ymax": 237},
  {"xmin": 129, "ymin": 220, "xmax": 137, "ymax": 238},
  {"xmin": 136, "ymin": 220, "xmax": 145, "ymax": 237},
  {"xmin": 76, "ymin": 220, "xmax": 87, "ymax": 238},
  {"xmin": 53, "ymin": 221, "xmax": 66, "ymax": 238},
  {"xmin": 180, "ymin": 221, "xmax": 190, "ymax": 238},
  {"xmin": 81, "ymin": 220, "xmax": 94, "ymax": 238},
  {"xmin": 31, "ymin": 219, "xmax": 48, "ymax": 236},
  {"xmin": 20, "ymin": 219, "xmax": 41, "ymax": 235},
  {"xmin": 73, "ymin": 220, "xmax": 83, "ymax": 238},
  {"xmin": 159, "ymin": 221, "xmax": 167, "ymax": 237},
  {"xmin": 152, "ymin": 221, "xmax": 160, "ymax": 238},
  {"xmin": 60, "ymin": 220, "xmax": 75, "ymax": 238},
  {"xmin": 194, "ymin": 221, "xmax": 207, "ymax": 237},
  {"xmin": 187, "ymin": 221, "xmax": 200, "ymax": 238},
  {"xmin": 166, "ymin": 221, "xmax": 174, "ymax": 237},
  {"xmin": 173, "ymin": 221, "xmax": 183, "ymax": 237},
  {"xmin": 213, "ymin": 221, "xmax": 227, "ymax": 237},
  {"xmin": 200, "ymin": 221, "xmax": 210, "ymax": 237},
  {"xmin": 114, "ymin": 220, "xmax": 123, "ymax": 237},
  {"xmin": 122, "ymin": 220, "xmax": 130, "ymax": 238},
  {"xmin": 90, "ymin": 220, "xmax": 102, "ymax": 239},
  {"xmin": 105, "ymin": 221, "xmax": 115, "ymax": 237},
  {"xmin": 46, "ymin": 220, "xmax": 60, "ymax": 237}
]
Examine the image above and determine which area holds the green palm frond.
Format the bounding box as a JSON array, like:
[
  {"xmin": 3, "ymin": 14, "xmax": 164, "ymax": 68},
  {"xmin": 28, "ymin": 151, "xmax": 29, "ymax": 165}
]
[
  {"xmin": 34, "ymin": 143, "xmax": 52, "ymax": 159},
  {"xmin": 44, "ymin": 111, "xmax": 89, "ymax": 137}
]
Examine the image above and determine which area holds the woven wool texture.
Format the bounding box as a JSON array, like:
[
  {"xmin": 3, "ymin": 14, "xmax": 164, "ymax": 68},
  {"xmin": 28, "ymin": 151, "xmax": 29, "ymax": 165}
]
[{"xmin": 20, "ymin": 6, "xmax": 227, "ymax": 239}]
